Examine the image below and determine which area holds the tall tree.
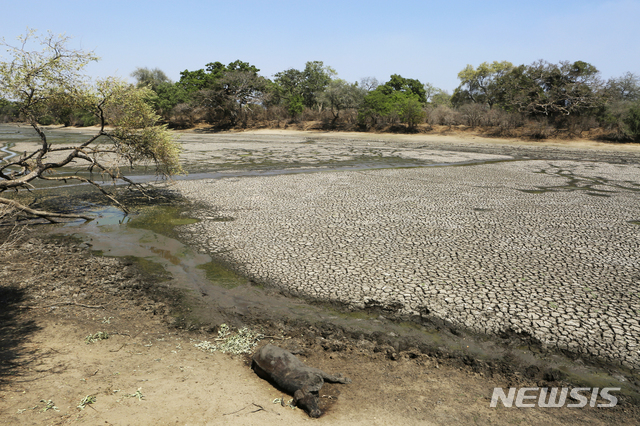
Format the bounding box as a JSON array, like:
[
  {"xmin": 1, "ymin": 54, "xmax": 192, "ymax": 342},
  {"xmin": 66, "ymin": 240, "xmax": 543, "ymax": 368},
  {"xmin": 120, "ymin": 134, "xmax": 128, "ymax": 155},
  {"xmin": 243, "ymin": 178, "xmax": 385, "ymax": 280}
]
[
  {"xmin": 178, "ymin": 60, "xmax": 267, "ymax": 126},
  {"xmin": 452, "ymin": 61, "xmax": 513, "ymax": 108},
  {"xmin": 359, "ymin": 77, "xmax": 379, "ymax": 92},
  {"xmin": 601, "ymin": 72, "xmax": 640, "ymax": 140},
  {"xmin": 301, "ymin": 61, "xmax": 335, "ymax": 109},
  {"xmin": 0, "ymin": 30, "xmax": 181, "ymax": 222},
  {"xmin": 494, "ymin": 60, "xmax": 603, "ymax": 120},
  {"xmin": 358, "ymin": 75, "xmax": 427, "ymax": 127},
  {"xmin": 319, "ymin": 79, "xmax": 366, "ymax": 123},
  {"xmin": 381, "ymin": 74, "xmax": 427, "ymax": 104},
  {"xmin": 605, "ymin": 72, "xmax": 640, "ymax": 102},
  {"xmin": 131, "ymin": 67, "xmax": 171, "ymax": 91},
  {"xmin": 273, "ymin": 61, "xmax": 335, "ymax": 113}
]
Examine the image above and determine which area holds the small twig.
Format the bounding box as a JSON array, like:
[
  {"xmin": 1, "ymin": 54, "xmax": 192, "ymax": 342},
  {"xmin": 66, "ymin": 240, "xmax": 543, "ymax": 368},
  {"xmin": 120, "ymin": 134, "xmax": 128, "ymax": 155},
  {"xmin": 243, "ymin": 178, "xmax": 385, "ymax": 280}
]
[
  {"xmin": 223, "ymin": 403, "xmax": 268, "ymax": 416},
  {"xmin": 109, "ymin": 344, "xmax": 127, "ymax": 353},
  {"xmin": 248, "ymin": 403, "xmax": 267, "ymax": 414},
  {"xmin": 19, "ymin": 302, "xmax": 105, "ymax": 309}
]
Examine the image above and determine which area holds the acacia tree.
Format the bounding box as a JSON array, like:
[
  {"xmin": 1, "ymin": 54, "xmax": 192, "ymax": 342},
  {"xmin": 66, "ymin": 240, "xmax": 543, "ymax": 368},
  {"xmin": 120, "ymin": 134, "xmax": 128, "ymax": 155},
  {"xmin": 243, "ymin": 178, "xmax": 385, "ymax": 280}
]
[
  {"xmin": 319, "ymin": 79, "xmax": 365, "ymax": 124},
  {"xmin": 451, "ymin": 61, "xmax": 513, "ymax": 108},
  {"xmin": 494, "ymin": 60, "xmax": 604, "ymax": 120},
  {"xmin": 0, "ymin": 30, "xmax": 182, "ymax": 222},
  {"xmin": 131, "ymin": 67, "xmax": 170, "ymax": 91}
]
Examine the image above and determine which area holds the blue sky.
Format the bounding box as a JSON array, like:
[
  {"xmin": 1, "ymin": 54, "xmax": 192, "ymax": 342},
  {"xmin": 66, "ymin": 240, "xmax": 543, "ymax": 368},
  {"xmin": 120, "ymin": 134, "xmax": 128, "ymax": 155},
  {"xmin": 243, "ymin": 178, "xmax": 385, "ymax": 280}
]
[{"xmin": 2, "ymin": 0, "xmax": 639, "ymax": 92}]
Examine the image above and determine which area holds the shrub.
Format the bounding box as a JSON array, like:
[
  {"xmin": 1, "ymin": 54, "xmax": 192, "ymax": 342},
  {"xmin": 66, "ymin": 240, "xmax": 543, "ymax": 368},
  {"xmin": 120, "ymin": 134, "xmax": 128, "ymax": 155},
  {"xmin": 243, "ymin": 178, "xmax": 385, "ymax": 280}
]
[
  {"xmin": 458, "ymin": 103, "xmax": 487, "ymax": 127},
  {"xmin": 623, "ymin": 102, "xmax": 640, "ymax": 141},
  {"xmin": 38, "ymin": 115, "xmax": 55, "ymax": 125},
  {"xmin": 427, "ymin": 105, "xmax": 458, "ymax": 127},
  {"xmin": 526, "ymin": 117, "xmax": 554, "ymax": 139}
]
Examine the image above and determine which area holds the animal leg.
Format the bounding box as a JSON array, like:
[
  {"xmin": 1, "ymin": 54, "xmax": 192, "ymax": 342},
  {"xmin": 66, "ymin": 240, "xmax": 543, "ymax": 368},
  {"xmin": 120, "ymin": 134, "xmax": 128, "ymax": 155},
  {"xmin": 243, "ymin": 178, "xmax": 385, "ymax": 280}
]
[{"xmin": 320, "ymin": 372, "xmax": 352, "ymax": 384}]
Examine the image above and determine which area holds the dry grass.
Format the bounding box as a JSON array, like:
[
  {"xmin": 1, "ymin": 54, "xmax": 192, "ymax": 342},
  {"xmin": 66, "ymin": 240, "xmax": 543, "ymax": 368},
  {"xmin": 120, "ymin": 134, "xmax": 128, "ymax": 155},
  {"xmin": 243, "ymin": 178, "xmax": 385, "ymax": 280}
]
[{"xmin": 0, "ymin": 204, "xmax": 27, "ymax": 252}]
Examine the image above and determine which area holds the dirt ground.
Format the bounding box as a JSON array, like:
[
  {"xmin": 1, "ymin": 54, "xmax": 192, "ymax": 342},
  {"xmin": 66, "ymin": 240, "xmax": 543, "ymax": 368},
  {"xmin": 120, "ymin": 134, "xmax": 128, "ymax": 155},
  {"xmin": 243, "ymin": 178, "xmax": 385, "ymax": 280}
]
[
  {"xmin": 2, "ymin": 126, "xmax": 640, "ymax": 424},
  {"xmin": 1, "ymin": 230, "xmax": 639, "ymax": 426}
]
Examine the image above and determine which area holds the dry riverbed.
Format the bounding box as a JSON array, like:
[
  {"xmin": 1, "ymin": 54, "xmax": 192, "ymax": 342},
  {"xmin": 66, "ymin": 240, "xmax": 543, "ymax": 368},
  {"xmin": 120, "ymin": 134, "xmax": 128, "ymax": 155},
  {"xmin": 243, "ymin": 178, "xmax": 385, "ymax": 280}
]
[
  {"xmin": 1, "ymin": 126, "xmax": 640, "ymax": 424},
  {"xmin": 1, "ymin": 234, "xmax": 638, "ymax": 425}
]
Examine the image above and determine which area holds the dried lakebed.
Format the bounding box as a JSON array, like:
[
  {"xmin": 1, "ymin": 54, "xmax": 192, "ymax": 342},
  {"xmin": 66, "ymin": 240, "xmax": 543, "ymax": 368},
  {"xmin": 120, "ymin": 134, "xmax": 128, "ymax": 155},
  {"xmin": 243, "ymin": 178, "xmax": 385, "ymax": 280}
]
[
  {"xmin": 165, "ymin": 133, "xmax": 640, "ymax": 372},
  {"xmin": 4, "ymin": 125, "xmax": 640, "ymax": 373}
]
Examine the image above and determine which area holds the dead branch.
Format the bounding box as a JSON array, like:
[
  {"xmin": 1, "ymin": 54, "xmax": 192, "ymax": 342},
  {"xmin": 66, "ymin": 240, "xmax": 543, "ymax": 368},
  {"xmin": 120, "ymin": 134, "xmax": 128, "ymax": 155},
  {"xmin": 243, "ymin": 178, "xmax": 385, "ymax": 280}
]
[
  {"xmin": 40, "ymin": 174, "xmax": 129, "ymax": 214},
  {"xmin": 18, "ymin": 302, "xmax": 105, "ymax": 309},
  {"xmin": 223, "ymin": 403, "xmax": 270, "ymax": 416},
  {"xmin": 0, "ymin": 196, "xmax": 92, "ymax": 222}
]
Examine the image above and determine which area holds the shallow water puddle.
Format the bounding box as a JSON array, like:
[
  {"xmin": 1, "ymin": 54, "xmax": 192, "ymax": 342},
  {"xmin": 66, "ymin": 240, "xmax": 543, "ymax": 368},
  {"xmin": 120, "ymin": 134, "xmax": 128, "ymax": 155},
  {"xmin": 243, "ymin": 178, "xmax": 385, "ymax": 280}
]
[
  {"xmin": 48, "ymin": 204, "xmax": 640, "ymax": 400},
  {"xmin": 52, "ymin": 204, "xmax": 372, "ymax": 323},
  {"xmin": 0, "ymin": 142, "xmax": 18, "ymax": 161}
]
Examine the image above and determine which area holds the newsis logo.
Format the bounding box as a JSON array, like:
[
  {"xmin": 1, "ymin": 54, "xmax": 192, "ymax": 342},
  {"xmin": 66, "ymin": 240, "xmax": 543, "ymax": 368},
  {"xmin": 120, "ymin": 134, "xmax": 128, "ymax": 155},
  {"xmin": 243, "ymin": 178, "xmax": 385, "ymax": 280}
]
[{"xmin": 490, "ymin": 387, "xmax": 620, "ymax": 408}]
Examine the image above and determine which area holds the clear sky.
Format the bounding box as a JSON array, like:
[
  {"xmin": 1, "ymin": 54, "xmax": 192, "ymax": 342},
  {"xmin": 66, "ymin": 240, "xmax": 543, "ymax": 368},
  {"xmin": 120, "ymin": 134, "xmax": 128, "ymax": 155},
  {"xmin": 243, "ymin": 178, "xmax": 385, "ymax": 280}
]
[{"xmin": 2, "ymin": 0, "xmax": 639, "ymax": 92}]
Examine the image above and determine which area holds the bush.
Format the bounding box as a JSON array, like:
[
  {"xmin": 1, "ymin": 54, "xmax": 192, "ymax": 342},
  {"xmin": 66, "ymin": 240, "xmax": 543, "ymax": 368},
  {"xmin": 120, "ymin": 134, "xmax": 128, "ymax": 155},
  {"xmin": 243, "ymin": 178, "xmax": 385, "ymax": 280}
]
[
  {"xmin": 169, "ymin": 103, "xmax": 197, "ymax": 129},
  {"xmin": 599, "ymin": 100, "xmax": 640, "ymax": 142},
  {"xmin": 493, "ymin": 110, "xmax": 524, "ymax": 136},
  {"xmin": 623, "ymin": 103, "xmax": 640, "ymax": 141},
  {"xmin": 427, "ymin": 105, "xmax": 458, "ymax": 127},
  {"xmin": 0, "ymin": 99, "xmax": 18, "ymax": 123},
  {"xmin": 564, "ymin": 115, "xmax": 597, "ymax": 137},
  {"xmin": 398, "ymin": 96, "xmax": 426, "ymax": 128},
  {"xmin": 458, "ymin": 103, "xmax": 487, "ymax": 127},
  {"xmin": 38, "ymin": 115, "xmax": 55, "ymax": 125},
  {"xmin": 287, "ymin": 95, "xmax": 304, "ymax": 120},
  {"xmin": 78, "ymin": 111, "xmax": 98, "ymax": 127},
  {"xmin": 526, "ymin": 117, "xmax": 554, "ymax": 139}
]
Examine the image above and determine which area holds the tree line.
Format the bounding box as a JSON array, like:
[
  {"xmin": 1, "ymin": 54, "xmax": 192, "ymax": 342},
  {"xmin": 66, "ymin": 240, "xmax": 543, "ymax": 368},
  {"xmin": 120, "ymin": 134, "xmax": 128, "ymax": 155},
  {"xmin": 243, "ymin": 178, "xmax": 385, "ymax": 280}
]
[{"xmin": 2, "ymin": 57, "xmax": 639, "ymax": 142}]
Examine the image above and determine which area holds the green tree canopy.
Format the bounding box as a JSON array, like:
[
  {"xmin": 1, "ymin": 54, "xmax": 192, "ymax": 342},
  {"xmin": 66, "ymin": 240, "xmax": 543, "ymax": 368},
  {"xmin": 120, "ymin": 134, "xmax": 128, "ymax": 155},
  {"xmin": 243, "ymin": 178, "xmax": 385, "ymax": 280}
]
[
  {"xmin": 178, "ymin": 60, "xmax": 260, "ymax": 93},
  {"xmin": 379, "ymin": 74, "xmax": 427, "ymax": 104},
  {"xmin": 177, "ymin": 60, "xmax": 268, "ymax": 126},
  {"xmin": 451, "ymin": 61, "xmax": 514, "ymax": 108},
  {"xmin": 358, "ymin": 75, "xmax": 427, "ymax": 128},
  {"xmin": 319, "ymin": 79, "xmax": 366, "ymax": 122},
  {"xmin": 273, "ymin": 61, "xmax": 335, "ymax": 113},
  {"xmin": 494, "ymin": 60, "xmax": 603, "ymax": 120},
  {"xmin": 131, "ymin": 67, "xmax": 171, "ymax": 91}
]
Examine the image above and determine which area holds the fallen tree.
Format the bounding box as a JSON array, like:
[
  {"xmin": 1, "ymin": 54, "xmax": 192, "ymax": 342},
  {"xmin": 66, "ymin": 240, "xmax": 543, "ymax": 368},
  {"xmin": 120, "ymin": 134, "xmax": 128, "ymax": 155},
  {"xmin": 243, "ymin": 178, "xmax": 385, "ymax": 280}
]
[{"xmin": 0, "ymin": 29, "xmax": 182, "ymax": 223}]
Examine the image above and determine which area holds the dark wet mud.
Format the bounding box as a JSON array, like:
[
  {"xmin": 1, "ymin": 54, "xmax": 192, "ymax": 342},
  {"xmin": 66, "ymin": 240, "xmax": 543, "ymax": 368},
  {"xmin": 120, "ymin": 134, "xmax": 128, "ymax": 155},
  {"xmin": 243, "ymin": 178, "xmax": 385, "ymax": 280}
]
[
  {"xmin": 3, "ymin": 123, "xmax": 639, "ymax": 404},
  {"xmin": 40, "ymin": 198, "xmax": 638, "ymax": 404}
]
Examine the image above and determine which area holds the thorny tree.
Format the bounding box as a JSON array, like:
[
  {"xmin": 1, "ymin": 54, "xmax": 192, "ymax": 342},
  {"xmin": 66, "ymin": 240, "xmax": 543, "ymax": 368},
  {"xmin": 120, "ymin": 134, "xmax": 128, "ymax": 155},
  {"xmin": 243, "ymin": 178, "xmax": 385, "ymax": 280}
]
[{"xmin": 0, "ymin": 30, "xmax": 182, "ymax": 223}]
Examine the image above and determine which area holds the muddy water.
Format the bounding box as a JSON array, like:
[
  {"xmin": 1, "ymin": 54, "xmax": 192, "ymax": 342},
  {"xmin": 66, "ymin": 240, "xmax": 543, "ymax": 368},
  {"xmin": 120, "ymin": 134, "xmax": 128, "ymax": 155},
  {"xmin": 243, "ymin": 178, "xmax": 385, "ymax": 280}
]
[
  {"xmin": 46, "ymin": 203, "xmax": 640, "ymax": 401},
  {"xmin": 54, "ymin": 205, "xmax": 432, "ymax": 332},
  {"xmin": 0, "ymin": 123, "xmax": 101, "ymax": 146},
  {"xmin": 5, "ymin": 122, "xmax": 637, "ymax": 399}
]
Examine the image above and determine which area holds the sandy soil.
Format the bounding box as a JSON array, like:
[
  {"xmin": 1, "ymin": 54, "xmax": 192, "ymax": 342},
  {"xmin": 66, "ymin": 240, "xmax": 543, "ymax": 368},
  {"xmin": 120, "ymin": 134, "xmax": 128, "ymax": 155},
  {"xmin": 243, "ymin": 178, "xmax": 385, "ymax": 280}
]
[
  {"xmin": 177, "ymin": 124, "xmax": 640, "ymax": 153},
  {"xmin": 0, "ymin": 232, "xmax": 638, "ymax": 425},
  {"xmin": 1, "ymin": 127, "xmax": 640, "ymax": 425}
]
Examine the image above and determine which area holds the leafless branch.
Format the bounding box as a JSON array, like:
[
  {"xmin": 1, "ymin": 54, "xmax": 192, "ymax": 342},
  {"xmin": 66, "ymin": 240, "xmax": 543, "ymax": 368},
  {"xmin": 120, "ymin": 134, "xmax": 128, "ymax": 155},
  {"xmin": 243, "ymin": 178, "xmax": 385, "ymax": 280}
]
[{"xmin": 0, "ymin": 196, "xmax": 92, "ymax": 222}]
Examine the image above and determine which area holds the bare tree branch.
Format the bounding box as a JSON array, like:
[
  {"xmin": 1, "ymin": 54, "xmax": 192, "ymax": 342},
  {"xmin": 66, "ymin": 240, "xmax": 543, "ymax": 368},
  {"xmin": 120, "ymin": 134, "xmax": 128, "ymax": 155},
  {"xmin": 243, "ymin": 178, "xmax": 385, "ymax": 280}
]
[
  {"xmin": 0, "ymin": 30, "xmax": 182, "ymax": 220},
  {"xmin": 0, "ymin": 196, "xmax": 92, "ymax": 222}
]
